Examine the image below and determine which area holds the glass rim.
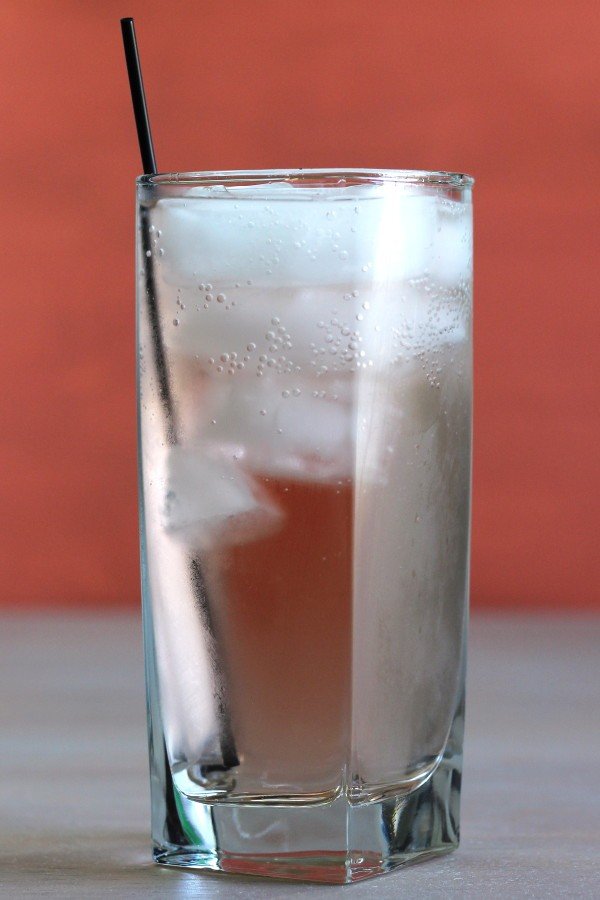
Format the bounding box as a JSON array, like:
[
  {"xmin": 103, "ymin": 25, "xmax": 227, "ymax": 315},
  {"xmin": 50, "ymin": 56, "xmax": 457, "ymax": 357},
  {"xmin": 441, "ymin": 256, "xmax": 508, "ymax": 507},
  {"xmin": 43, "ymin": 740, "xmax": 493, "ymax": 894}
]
[{"xmin": 137, "ymin": 168, "xmax": 474, "ymax": 188}]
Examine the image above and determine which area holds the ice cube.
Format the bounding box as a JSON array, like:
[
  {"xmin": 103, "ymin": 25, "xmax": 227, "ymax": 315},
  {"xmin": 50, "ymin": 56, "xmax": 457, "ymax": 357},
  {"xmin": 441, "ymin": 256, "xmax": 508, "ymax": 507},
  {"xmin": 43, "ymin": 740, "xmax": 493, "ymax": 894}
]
[
  {"xmin": 151, "ymin": 183, "xmax": 438, "ymax": 291},
  {"xmin": 203, "ymin": 374, "xmax": 355, "ymax": 482},
  {"xmin": 432, "ymin": 199, "xmax": 472, "ymax": 286},
  {"xmin": 163, "ymin": 445, "xmax": 281, "ymax": 548}
]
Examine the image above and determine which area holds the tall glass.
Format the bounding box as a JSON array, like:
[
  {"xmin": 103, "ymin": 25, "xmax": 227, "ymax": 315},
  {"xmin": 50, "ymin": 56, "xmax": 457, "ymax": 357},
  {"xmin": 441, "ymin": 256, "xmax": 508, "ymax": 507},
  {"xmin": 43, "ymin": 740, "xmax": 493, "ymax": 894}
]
[{"xmin": 136, "ymin": 170, "xmax": 473, "ymax": 884}]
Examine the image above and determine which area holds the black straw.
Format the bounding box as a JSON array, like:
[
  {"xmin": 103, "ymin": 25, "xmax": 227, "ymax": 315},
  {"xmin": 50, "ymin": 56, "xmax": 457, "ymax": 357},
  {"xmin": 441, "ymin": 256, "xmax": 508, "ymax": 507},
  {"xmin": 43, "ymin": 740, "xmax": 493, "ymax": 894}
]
[
  {"xmin": 120, "ymin": 18, "xmax": 239, "ymax": 774},
  {"xmin": 120, "ymin": 18, "xmax": 157, "ymax": 175}
]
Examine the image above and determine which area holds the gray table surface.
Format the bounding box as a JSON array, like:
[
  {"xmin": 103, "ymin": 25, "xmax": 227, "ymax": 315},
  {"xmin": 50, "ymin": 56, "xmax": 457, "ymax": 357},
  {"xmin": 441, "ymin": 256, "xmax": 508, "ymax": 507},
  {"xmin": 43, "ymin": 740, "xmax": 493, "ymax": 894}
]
[{"xmin": 1, "ymin": 614, "xmax": 599, "ymax": 898}]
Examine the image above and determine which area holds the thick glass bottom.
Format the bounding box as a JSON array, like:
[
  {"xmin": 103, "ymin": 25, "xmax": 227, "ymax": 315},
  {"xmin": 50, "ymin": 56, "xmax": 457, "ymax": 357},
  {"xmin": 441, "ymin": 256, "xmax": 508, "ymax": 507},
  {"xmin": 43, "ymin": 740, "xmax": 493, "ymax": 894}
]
[
  {"xmin": 154, "ymin": 846, "xmax": 455, "ymax": 884},
  {"xmin": 152, "ymin": 752, "xmax": 461, "ymax": 884}
]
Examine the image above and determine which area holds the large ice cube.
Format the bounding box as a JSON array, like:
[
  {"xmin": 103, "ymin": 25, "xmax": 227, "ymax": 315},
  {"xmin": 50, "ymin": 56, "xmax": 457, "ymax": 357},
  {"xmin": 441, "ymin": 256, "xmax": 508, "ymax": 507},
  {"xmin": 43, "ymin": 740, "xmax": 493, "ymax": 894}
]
[
  {"xmin": 151, "ymin": 183, "xmax": 438, "ymax": 290},
  {"xmin": 163, "ymin": 445, "xmax": 281, "ymax": 547}
]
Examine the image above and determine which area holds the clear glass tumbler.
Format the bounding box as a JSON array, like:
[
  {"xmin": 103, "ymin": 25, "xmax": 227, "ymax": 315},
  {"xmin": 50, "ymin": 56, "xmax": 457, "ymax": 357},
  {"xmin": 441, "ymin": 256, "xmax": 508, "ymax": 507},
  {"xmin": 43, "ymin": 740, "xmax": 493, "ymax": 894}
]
[{"xmin": 137, "ymin": 169, "xmax": 473, "ymax": 884}]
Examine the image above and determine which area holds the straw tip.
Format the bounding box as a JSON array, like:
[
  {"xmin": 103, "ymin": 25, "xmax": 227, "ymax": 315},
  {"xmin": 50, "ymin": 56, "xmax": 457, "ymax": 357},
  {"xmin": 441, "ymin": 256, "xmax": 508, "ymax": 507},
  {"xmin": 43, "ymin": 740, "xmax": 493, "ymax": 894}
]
[{"xmin": 120, "ymin": 17, "xmax": 134, "ymax": 26}]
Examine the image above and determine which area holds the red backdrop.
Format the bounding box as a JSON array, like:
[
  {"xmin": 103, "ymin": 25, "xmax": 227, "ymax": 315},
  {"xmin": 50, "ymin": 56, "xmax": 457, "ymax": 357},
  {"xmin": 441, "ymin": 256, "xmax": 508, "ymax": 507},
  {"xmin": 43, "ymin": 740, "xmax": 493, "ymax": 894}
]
[{"xmin": 1, "ymin": 1, "xmax": 598, "ymax": 610}]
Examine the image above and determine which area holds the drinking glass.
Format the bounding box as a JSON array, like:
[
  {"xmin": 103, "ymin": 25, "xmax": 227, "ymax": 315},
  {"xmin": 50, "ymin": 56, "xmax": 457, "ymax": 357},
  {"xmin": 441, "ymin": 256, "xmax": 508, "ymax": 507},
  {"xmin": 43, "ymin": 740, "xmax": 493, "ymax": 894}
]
[{"xmin": 136, "ymin": 169, "xmax": 473, "ymax": 884}]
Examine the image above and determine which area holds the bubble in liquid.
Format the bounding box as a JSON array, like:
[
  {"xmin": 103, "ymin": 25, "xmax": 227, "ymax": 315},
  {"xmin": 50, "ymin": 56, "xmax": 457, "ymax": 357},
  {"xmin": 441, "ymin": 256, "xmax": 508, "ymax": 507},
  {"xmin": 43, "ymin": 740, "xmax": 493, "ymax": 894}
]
[
  {"xmin": 339, "ymin": 250, "xmax": 349, "ymax": 261},
  {"xmin": 265, "ymin": 330, "xmax": 275, "ymax": 341},
  {"xmin": 145, "ymin": 250, "xmax": 152, "ymax": 258},
  {"xmin": 247, "ymin": 342, "xmax": 256, "ymax": 352},
  {"xmin": 292, "ymin": 388, "xmax": 301, "ymax": 396},
  {"xmin": 216, "ymin": 365, "xmax": 224, "ymax": 373},
  {"xmin": 210, "ymin": 419, "xmax": 217, "ymax": 425},
  {"xmin": 282, "ymin": 390, "xmax": 290, "ymax": 399},
  {"xmin": 208, "ymin": 357, "xmax": 215, "ymax": 365},
  {"xmin": 217, "ymin": 293, "xmax": 226, "ymax": 303},
  {"xmin": 172, "ymin": 318, "xmax": 179, "ymax": 326},
  {"xmin": 271, "ymin": 317, "xmax": 280, "ymax": 326},
  {"xmin": 205, "ymin": 293, "xmax": 214, "ymax": 302},
  {"xmin": 260, "ymin": 409, "xmax": 267, "ymax": 416}
]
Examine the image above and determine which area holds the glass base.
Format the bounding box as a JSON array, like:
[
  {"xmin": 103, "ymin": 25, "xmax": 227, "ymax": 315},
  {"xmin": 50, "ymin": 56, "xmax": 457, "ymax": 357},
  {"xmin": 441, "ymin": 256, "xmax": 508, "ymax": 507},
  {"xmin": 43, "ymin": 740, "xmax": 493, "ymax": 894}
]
[
  {"xmin": 152, "ymin": 753, "xmax": 461, "ymax": 884},
  {"xmin": 154, "ymin": 847, "xmax": 455, "ymax": 884}
]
